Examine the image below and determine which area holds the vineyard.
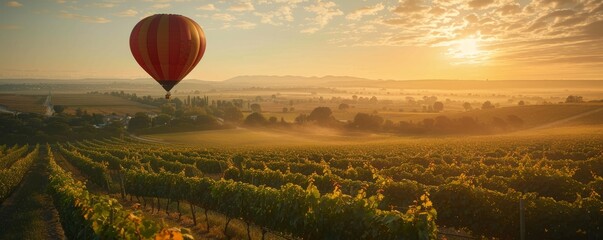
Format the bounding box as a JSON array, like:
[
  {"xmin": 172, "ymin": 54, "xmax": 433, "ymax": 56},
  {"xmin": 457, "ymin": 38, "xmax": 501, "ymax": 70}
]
[{"xmin": 0, "ymin": 133, "xmax": 602, "ymax": 239}]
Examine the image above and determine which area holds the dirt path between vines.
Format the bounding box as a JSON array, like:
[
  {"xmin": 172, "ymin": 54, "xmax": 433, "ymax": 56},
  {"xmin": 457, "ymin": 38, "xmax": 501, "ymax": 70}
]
[{"xmin": 0, "ymin": 150, "xmax": 65, "ymax": 240}]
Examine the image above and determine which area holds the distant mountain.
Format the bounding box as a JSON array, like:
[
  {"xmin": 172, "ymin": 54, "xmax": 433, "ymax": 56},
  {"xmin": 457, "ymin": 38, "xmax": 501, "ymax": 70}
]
[
  {"xmin": 220, "ymin": 75, "xmax": 603, "ymax": 89},
  {"xmin": 1, "ymin": 76, "xmax": 602, "ymax": 90},
  {"xmin": 222, "ymin": 75, "xmax": 359, "ymax": 87}
]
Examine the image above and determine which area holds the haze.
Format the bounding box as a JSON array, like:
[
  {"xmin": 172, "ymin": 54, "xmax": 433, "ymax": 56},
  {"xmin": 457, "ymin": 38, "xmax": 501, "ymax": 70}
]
[{"xmin": 1, "ymin": 0, "xmax": 602, "ymax": 80}]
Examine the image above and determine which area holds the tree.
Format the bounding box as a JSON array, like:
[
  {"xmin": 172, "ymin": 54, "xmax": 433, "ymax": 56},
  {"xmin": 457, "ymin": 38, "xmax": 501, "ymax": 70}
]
[
  {"xmin": 481, "ymin": 101, "xmax": 495, "ymax": 110},
  {"xmin": 434, "ymin": 116, "xmax": 452, "ymax": 129},
  {"xmin": 250, "ymin": 103, "xmax": 262, "ymax": 113},
  {"xmin": 338, "ymin": 103, "xmax": 350, "ymax": 111},
  {"xmin": 383, "ymin": 119, "xmax": 395, "ymax": 131},
  {"xmin": 369, "ymin": 96, "xmax": 378, "ymax": 104},
  {"xmin": 282, "ymin": 107, "xmax": 288, "ymax": 113},
  {"xmin": 463, "ymin": 102, "xmax": 472, "ymax": 111},
  {"xmin": 308, "ymin": 107, "xmax": 333, "ymax": 123},
  {"xmin": 53, "ymin": 105, "xmax": 66, "ymax": 114},
  {"xmin": 268, "ymin": 116, "xmax": 278, "ymax": 124},
  {"xmin": 196, "ymin": 115, "xmax": 217, "ymax": 126},
  {"xmin": 518, "ymin": 100, "xmax": 525, "ymax": 106},
  {"xmin": 45, "ymin": 117, "xmax": 72, "ymax": 135},
  {"xmin": 565, "ymin": 95, "xmax": 583, "ymax": 103},
  {"xmin": 433, "ymin": 102, "xmax": 444, "ymax": 112},
  {"xmin": 153, "ymin": 114, "xmax": 172, "ymax": 126},
  {"xmin": 351, "ymin": 113, "xmax": 383, "ymax": 131},
  {"xmin": 160, "ymin": 104, "xmax": 176, "ymax": 115},
  {"xmin": 223, "ymin": 106, "xmax": 243, "ymax": 122},
  {"xmin": 244, "ymin": 112, "xmax": 267, "ymax": 126},
  {"xmin": 128, "ymin": 112, "xmax": 151, "ymax": 131},
  {"xmin": 458, "ymin": 116, "xmax": 480, "ymax": 131},
  {"xmin": 294, "ymin": 114, "xmax": 308, "ymax": 124}
]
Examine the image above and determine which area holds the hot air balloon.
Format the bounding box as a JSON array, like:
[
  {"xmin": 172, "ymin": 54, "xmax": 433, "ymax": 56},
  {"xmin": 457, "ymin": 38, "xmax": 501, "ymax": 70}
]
[{"xmin": 130, "ymin": 14, "xmax": 206, "ymax": 99}]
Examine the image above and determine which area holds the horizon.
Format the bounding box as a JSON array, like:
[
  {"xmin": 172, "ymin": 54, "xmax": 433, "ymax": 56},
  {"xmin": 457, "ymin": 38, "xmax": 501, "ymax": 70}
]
[
  {"xmin": 1, "ymin": 0, "xmax": 602, "ymax": 81},
  {"xmin": 1, "ymin": 74, "xmax": 603, "ymax": 82}
]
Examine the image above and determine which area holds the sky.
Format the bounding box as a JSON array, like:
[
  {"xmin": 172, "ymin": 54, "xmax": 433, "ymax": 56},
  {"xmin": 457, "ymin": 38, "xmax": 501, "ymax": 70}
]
[{"xmin": 0, "ymin": 0, "xmax": 602, "ymax": 81}]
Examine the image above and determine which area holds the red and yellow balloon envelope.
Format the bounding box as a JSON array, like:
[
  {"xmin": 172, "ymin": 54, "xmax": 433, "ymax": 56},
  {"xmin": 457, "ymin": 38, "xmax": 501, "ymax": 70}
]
[{"xmin": 130, "ymin": 14, "xmax": 206, "ymax": 99}]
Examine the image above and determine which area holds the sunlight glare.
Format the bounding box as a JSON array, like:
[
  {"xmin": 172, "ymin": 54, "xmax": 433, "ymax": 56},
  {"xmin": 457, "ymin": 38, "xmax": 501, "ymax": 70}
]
[{"xmin": 448, "ymin": 37, "xmax": 484, "ymax": 63}]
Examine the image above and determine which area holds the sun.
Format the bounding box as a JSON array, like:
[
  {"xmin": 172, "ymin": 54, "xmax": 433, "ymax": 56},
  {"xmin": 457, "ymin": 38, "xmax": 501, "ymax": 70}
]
[
  {"xmin": 457, "ymin": 38, "xmax": 479, "ymax": 57},
  {"xmin": 448, "ymin": 37, "xmax": 484, "ymax": 62}
]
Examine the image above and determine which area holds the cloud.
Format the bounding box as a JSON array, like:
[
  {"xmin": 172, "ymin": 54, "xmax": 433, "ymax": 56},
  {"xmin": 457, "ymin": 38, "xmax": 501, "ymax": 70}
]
[
  {"xmin": 60, "ymin": 11, "xmax": 111, "ymax": 23},
  {"xmin": 152, "ymin": 3, "xmax": 170, "ymax": 9},
  {"xmin": 300, "ymin": 27, "xmax": 320, "ymax": 34},
  {"xmin": 393, "ymin": 0, "xmax": 428, "ymax": 14},
  {"xmin": 116, "ymin": 9, "xmax": 138, "ymax": 17},
  {"xmin": 221, "ymin": 20, "xmax": 257, "ymax": 29},
  {"xmin": 228, "ymin": 1, "xmax": 255, "ymax": 12},
  {"xmin": 302, "ymin": 0, "xmax": 342, "ymax": 33},
  {"xmin": 537, "ymin": 0, "xmax": 579, "ymax": 8},
  {"xmin": 197, "ymin": 4, "xmax": 216, "ymax": 11},
  {"xmin": 142, "ymin": 0, "xmax": 191, "ymax": 2},
  {"xmin": 467, "ymin": 0, "xmax": 495, "ymax": 9},
  {"xmin": 94, "ymin": 3, "xmax": 116, "ymax": 8},
  {"xmin": 212, "ymin": 13, "xmax": 236, "ymax": 22},
  {"xmin": 232, "ymin": 21, "xmax": 257, "ymax": 29},
  {"xmin": 255, "ymin": 6, "xmax": 294, "ymax": 25},
  {"xmin": 346, "ymin": 3, "xmax": 384, "ymax": 21},
  {"xmin": 5, "ymin": 1, "xmax": 22, "ymax": 7},
  {"xmin": 497, "ymin": 3, "xmax": 521, "ymax": 16},
  {"xmin": 325, "ymin": 0, "xmax": 603, "ymax": 69},
  {"xmin": 257, "ymin": 0, "xmax": 306, "ymax": 4},
  {"xmin": 583, "ymin": 20, "xmax": 603, "ymax": 37}
]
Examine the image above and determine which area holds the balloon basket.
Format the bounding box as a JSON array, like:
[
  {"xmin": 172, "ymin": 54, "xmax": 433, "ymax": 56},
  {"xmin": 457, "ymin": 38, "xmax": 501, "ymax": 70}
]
[{"xmin": 165, "ymin": 92, "xmax": 171, "ymax": 100}]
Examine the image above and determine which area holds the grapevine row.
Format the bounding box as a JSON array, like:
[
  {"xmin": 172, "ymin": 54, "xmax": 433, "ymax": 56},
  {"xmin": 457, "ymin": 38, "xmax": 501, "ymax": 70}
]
[
  {"xmin": 47, "ymin": 145, "xmax": 193, "ymax": 240},
  {"xmin": 0, "ymin": 145, "xmax": 38, "ymax": 202}
]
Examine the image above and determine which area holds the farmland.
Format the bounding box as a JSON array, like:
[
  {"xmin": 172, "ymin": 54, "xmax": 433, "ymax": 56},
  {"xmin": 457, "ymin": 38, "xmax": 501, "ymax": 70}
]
[
  {"xmin": 0, "ymin": 93, "xmax": 157, "ymax": 115},
  {"xmin": 1, "ymin": 126, "xmax": 601, "ymax": 239},
  {"xmin": 1, "ymin": 79, "xmax": 602, "ymax": 239}
]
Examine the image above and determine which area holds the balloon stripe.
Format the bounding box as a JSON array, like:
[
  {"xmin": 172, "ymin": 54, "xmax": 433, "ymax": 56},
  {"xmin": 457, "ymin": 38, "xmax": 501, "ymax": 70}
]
[
  {"xmin": 146, "ymin": 16, "xmax": 164, "ymax": 81},
  {"xmin": 193, "ymin": 21, "xmax": 206, "ymax": 70},
  {"xmin": 181, "ymin": 21, "xmax": 206, "ymax": 79},
  {"xmin": 129, "ymin": 21, "xmax": 148, "ymax": 75},
  {"xmin": 156, "ymin": 15, "xmax": 170, "ymax": 80},
  {"xmin": 168, "ymin": 16, "xmax": 182, "ymax": 81},
  {"xmin": 136, "ymin": 17, "xmax": 160, "ymax": 80},
  {"xmin": 177, "ymin": 19, "xmax": 201, "ymax": 80},
  {"xmin": 175, "ymin": 19, "xmax": 193, "ymax": 81},
  {"xmin": 174, "ymin": 18, "xmax": 192, "ymax": 81}
]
